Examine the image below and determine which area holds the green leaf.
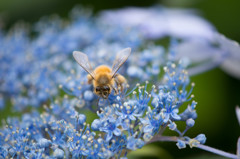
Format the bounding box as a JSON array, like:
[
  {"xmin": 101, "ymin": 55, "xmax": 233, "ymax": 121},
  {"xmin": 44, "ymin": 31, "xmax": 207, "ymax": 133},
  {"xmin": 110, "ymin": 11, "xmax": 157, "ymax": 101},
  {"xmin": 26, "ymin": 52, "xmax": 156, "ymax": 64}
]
[{"xmin": 127, "ymin": 145, "xmax": 173, "ymax": 159}]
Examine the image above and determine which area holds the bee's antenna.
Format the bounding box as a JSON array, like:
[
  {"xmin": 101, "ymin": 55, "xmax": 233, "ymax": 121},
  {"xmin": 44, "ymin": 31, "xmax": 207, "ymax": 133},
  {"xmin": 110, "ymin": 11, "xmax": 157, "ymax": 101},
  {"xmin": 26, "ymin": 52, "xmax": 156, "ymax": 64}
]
[
  {"xmin": 97, "ymin": 96, "xmax": 101, "ymax": 107},
  {"xmin": 107, "ymin": 98, "xmax": 111, "ymax": 107},
  {"xmin": 96, "ymin": 97, "xmax": 102, "ymax": 113}
]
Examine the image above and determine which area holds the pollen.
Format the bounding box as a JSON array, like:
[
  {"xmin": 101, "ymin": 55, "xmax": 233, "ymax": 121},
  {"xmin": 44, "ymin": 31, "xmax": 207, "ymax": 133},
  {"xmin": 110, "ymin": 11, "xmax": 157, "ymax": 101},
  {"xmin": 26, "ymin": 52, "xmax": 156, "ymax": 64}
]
[
  {"xmin": 163, "ymin": 66, "xmax": 168, "ymax": 72},
  {"xmin": 171, "ymin": 63, "xmax": 176, "ymax": 68},
  {"xmin": 82, "ymin": 135, "xmax": 87, "ymax": 140},
  {"xmin": 189, "ymin": 139, "xmax": 200, "ymax": 148},
  {"xmin": 58, "ymin": 84, "xmax": 63, "ymax": 89},
  {"xmin": 70, "ymin": 69, "xmax": 75, "ymax": 74}
]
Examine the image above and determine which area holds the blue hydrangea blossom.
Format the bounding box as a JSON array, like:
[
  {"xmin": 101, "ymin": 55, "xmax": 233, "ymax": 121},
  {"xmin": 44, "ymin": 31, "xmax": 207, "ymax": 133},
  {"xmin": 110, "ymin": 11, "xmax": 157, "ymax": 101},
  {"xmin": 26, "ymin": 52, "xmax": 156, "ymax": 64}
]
[{"xmin": 0, "ymin": 5, "xmax": 239, "ymax": 159}]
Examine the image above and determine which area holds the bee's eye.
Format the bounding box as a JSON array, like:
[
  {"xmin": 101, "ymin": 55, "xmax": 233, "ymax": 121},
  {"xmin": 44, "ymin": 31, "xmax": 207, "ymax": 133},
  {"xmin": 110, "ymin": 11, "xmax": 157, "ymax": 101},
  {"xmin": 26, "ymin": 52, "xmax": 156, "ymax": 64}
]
[{"xmin": 96, "ymin": 87, "xmax": 100, "ymax": 92}]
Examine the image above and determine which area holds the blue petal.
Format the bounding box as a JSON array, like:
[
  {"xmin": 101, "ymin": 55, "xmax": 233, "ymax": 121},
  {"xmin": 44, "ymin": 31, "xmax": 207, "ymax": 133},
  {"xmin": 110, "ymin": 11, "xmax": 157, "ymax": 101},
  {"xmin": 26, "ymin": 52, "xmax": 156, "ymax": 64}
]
[
  {"xmin": 113, "ymin": 128, "xmax": 121, "ymax": 136},
  {"xmin": 195, "ymin": 134, "xmax": 206, "ymax": 144},
  {"xmin": 186, "ymin": 118, "xmax": 195, "ymax": 127},
  {"xmin": 129, "ymin": 115, "xmax": 136, "ymax": 121},
  {"xmin": 106, "ymin": 132, "xmax": 113, "ymax": 141},
  {"xmin": 108, "ymin": 117, "xmax": 116, "ymax": 123},
  {"xmin": 126, "ymin": 137, "xmax": 135, "ymax": 150},
  {"xmin": 53, "ymin": 148, "xmax": 64, "ymax": 159},
  {"xmin": 38, "ymin": 138, "xmax": 51, "ymax": 148},
  {"xmin": 83, "ymin": 90, "xmax": 94, "ymax": 101},
  {"xmin": 139, "ymin": 118, "xmax": 149, "ymax": 125},
  {"xmin": 78, "ymin": 114, "xmax": 86, "ymax": 125},
  {"xmin": 91, "ymin": 119, "xmax": 101, "ymax": 131},
  {"xmin": 121, "ymin": 121, "xmax": 129, "ymax": 130},
  {"xmin": 0, "ymin": 147, "xmax": 8, "ymax": 158},
  {"xmin": 135, "ymin": 139, "xmax": 145, "ymax": 149},
  {"xmin": 144, "ymin": 125, "xmax": 153, "ymax": 133},
  {"xmin": 176, "ymin": 140, "xmax": 186, "ymax": 149},
  {"xmin": 168, "ymin": 122, "xmax": 176, "ymax": 130},
  {"xmin": 163, "ymin": 113, "xmax": 170, "ymax": 123},
  {"xmin": 172, "ymin": 109, "xmax": 179, "ymax": 114},
  {"xmin": 171, "ymin": 112, "xmax": 181, "ymax": 120}
]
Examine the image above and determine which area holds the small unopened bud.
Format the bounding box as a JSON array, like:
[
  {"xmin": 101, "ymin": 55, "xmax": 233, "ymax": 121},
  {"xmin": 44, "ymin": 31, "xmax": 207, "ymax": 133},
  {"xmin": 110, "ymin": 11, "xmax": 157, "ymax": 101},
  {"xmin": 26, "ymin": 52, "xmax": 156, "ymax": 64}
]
[
  {"xmin": 176, "ymin": 140, "xmax": 186, "ymax": 149},
  {"xmin": 186, "ymin": 118, "xmax": 195, "ymax": 127}
]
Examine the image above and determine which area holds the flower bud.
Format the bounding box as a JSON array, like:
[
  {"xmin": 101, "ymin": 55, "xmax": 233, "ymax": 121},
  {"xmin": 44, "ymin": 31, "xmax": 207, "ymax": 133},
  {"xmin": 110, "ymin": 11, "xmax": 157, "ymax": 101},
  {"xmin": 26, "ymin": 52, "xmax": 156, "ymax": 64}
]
[
  {"xmin": 176, "ymin": 140, "xmax": 186, "ymax": 149},
  {"xmin": 91, "ymin": 119, "xmax": 101, "ymax": 131},
  {"xmin": 78, "ymin": 114, "xmax": 86, "ymax": 125},
  {"xmin": 186, "ymin": 118, "xmax": 195, "ymax": 127},
  {"xmin": 53, "ymin": 148, "xmax": 64, "ymax": 159},
  {"xmin": 84, "ymin": 90, "xmax": 94, "ymax": 101},
  {"xmin": 38, "ymin": 138, "xmax": 51, "ymax": 148},
  {"xmin": 195, "ymin": 134, "xmax": 206, "ymax": 144}
]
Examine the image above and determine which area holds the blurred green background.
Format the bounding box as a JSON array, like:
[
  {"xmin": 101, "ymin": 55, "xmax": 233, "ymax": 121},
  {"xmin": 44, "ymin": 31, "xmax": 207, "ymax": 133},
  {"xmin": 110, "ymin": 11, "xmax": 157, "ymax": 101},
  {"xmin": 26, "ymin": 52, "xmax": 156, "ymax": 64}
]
[{"xmin": 0, "ymin": 0, "xmax": 240, "ymax": 158}]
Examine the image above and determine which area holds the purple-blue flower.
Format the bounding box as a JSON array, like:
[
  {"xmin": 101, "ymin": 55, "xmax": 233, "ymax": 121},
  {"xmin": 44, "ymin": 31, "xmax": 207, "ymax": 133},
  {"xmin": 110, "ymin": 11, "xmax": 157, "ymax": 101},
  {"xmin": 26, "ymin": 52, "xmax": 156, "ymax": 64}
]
[
  {"xmin": 1, "ymin": 4, "xmax": 239, "ymax": 159},
  {"xmin": 99, "ymin": 117, "xmax": 122, "ymax": 142}
]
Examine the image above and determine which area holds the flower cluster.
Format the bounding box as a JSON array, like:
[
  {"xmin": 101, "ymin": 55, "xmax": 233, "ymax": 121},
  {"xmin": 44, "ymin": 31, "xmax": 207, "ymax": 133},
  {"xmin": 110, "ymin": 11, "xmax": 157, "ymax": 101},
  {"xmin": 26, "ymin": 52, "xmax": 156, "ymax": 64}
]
[
  {"xmin": 0, "ymin": 7, "xmax": 142, "ymax": 111},
  {"xmin": 1, "ymin": 6, "xmax": 239, "ymax": 111},
  {"xmin": 0, "ymin": 60, "xmax": 206, "ymax": 158},
  {"xmin": 0, "ymin": 5, "xmax": 239, "ymax": 159}
]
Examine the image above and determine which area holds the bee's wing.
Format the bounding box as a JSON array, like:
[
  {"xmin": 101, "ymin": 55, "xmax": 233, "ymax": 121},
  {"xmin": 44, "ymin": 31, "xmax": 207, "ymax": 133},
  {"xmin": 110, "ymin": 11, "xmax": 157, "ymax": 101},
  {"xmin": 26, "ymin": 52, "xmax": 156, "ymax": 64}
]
[
  {"xmin": 111, "ymin": 47, "xmax": 131, "ymax": 78},
  {"xmin": 73, "ymin": 51, "xmax": 95, "ymax": 79}
]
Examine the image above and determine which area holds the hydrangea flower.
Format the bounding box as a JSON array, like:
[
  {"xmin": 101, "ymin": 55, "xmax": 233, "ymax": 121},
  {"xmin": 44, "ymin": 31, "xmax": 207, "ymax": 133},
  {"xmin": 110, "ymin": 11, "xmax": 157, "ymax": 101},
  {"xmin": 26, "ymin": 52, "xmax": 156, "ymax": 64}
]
[
  {"xmin": 100, "ymin": 6, "xmax": 215, "ymax": 40},
  {"xmin": 0, "ymin": 5, "xmax": 239, "ymax": 159}
]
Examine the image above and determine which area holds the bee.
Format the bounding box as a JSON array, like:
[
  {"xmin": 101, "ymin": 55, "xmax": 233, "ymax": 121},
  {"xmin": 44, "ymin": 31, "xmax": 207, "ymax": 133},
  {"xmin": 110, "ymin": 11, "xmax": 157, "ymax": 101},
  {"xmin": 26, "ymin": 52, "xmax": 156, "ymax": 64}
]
[{"xmin": 73, "ymin": 48, "xmax": 131, "ymax": 99}]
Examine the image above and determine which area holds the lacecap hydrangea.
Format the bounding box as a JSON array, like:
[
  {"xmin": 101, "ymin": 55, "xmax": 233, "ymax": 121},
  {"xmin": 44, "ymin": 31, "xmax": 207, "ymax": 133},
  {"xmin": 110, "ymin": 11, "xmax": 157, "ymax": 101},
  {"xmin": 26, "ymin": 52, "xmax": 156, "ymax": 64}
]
[{"xmin": 0, "ymin": 5, "xmax": 239, "ymax": 159}]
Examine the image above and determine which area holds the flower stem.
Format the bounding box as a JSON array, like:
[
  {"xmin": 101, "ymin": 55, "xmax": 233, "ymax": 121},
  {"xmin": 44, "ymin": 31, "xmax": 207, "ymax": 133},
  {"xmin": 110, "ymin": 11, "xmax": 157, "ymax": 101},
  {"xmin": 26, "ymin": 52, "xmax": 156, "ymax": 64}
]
[
  {"xmin": 147, "ymin": 136, "xmax": 237, "ymax": 159},
  {"xmin": 197, "ymin": 144, "xmax": 237, "ymax": 159}
]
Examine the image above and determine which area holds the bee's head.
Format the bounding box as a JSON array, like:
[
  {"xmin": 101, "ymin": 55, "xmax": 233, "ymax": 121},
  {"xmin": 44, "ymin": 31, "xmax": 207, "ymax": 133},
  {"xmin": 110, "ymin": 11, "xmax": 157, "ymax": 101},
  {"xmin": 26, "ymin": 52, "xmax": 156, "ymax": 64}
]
[{"xmin": 95, "ymin": 85, "xmax": 111, "ymax": 99}]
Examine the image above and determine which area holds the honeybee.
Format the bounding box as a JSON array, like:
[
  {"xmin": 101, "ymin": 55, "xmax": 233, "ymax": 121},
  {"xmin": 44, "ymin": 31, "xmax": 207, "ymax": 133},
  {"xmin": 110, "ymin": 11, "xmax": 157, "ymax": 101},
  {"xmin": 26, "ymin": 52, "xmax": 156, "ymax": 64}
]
[{"xmin": 73, "ymin": 48, "xmax": 131, "ymax": 99}]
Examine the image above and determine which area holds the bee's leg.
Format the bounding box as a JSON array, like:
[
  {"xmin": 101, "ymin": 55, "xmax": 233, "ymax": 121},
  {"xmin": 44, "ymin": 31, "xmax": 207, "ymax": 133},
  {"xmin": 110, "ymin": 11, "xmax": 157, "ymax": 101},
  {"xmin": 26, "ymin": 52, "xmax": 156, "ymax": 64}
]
[
  {"xmin": 87, "ymin": 74, "xmax": 93, "ymax": 84},
  {"xmin": 97, "ymin": 97, "xmax": 105, "ymax": 113},
  {"xmin": 114, "ymin": 74, "xmax": 127, "ymax": 92},
  {"xmin": 111, "ymin": 84, "xmax": 118, "ymax": 95}
]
